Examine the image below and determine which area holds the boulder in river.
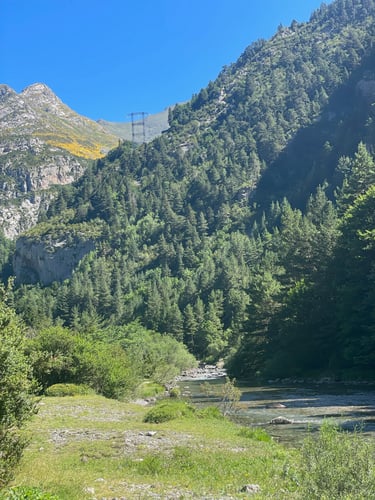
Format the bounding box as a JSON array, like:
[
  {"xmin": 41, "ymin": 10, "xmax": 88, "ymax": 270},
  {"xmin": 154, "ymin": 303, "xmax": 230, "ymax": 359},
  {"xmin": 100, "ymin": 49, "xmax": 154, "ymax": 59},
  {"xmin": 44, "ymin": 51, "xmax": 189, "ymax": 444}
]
[
  {"xmin": 269, "ymin": 416, "xmax": 293, "ymax": 425},
  {"xmin": 265, "ymin": 403, "xmax": 286, "ymax": 408}
]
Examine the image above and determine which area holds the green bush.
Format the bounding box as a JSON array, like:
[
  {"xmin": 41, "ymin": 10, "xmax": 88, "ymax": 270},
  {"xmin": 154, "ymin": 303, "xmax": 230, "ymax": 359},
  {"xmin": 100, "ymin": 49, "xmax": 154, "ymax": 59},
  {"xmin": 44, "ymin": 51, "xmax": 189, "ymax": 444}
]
[
  {"xmin": 297, "ymin": 422, "xmax": 375, "ymax": 499},
  {"xmin": 115, "ymin": 322, "xmax": 197, "ymax": 384},
  {"xmin": 197, "ymin": 406, "xmax": 224, "ymax": 420},
  {"xmin": 26, "ymin": 326, "xmax": 138, "ymax": 400},
  {"xmin": 0, "ymin": 486, "xmax": 59, "ymax": 499},
  {"xmin": 169, "ymin": 387, "xmax": 181, "ymax": 398},
  {"xmin": 143, "ymin": 400, "xmax": 195, "ymax": 423},
  {"xmin": 44, "ymin": 383, "xmax": 94, "ymax": 397}
]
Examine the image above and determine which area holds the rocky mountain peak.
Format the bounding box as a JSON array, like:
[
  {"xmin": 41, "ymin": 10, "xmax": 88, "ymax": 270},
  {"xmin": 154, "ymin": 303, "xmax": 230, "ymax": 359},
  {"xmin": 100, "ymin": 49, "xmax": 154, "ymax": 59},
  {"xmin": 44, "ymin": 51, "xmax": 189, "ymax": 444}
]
[
  {"xmin": 21, "ymin": 82, "xmax": 58, "ymax": 99},
  {"xmin": 0, "ymin": 84, "xmax": 16, "ymax": 100},
  {"xmin": 21, "ymin": 82, "xmax": 66, "ymax": 115}
]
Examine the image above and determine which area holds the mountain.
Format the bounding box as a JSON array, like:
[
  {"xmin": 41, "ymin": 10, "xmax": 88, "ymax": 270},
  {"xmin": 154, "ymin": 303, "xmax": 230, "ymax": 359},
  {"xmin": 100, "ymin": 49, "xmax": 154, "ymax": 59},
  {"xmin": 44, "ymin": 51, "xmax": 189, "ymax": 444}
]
[
  {"xmin": 0, "ymin": 83, "xmax": 122, "ymax": 238},
  {"xmin": 0, "ymin": 83, "xmax": 173, "ymax": 238},
  {"xmin": 0, "ymin": 83, "xmax": 120, "ymax": 158},
  {"xmin": 9, "ymin": 0, "xmax": 375, "ymax": 379}
]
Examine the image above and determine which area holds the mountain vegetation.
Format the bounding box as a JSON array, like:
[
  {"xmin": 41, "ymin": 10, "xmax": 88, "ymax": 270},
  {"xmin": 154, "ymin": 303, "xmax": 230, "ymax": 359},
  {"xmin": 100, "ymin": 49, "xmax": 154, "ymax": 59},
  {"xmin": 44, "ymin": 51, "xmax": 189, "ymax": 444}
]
[
  {"xmin": 0, "ymin": 286, "xmax": 37, "ymax": 488},
  {"xmin": 3, "ymin": 0, "xmax": 375, "ymax": 492},
  {"xmin": 3, "ymin": 0, "xmax": 375, "ymax": 386}
]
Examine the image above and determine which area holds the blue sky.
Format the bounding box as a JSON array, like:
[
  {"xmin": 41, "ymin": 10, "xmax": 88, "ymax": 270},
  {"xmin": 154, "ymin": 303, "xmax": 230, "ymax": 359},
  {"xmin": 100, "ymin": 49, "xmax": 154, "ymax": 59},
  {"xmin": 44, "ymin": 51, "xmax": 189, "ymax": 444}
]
[{"xmin": 2, "ymin": 0, "xmax": 332, "ymax": 122}]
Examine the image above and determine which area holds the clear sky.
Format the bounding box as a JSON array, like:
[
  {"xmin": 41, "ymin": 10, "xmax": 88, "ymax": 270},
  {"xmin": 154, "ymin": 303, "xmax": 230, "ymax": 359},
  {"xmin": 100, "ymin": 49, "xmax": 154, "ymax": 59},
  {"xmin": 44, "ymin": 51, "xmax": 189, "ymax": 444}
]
[{"xmin": 2, "ymin": 0, "xmax": 332, "ymax": 122}]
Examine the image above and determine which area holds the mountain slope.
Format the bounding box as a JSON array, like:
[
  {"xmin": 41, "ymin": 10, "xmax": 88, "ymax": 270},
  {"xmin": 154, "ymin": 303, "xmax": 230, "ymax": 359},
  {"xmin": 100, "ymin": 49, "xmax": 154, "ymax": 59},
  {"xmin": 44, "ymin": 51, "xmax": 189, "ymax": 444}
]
[
  {"xmin": 166, "ymin": 0, "xmax": 375, "ymax": 206},
  {"xmin": 0, "ymin": 83, "xmax": 119, "ymax": 158},
  {"xmin": 11, "ymin": 0, "xmax": 375, "ymax": 378},
  {"xmin": 0, "ymin": 83, "xmax": 121, "ymax": 238}
]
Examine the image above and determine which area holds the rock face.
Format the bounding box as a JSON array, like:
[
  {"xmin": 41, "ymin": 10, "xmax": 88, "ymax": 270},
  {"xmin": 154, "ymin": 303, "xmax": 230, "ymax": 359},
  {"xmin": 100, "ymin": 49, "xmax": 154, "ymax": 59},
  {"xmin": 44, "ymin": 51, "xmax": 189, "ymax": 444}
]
[
  {"xmin": 0, "ymin": 83, "xmax": 119, "ymax": 239},
  {"xmin": 14, "ymin": 234, "xmax": 95, "ymax": 285},
  {"xmin": 1, "ymin": 195, "xmax": 48, "ymax": 240}
]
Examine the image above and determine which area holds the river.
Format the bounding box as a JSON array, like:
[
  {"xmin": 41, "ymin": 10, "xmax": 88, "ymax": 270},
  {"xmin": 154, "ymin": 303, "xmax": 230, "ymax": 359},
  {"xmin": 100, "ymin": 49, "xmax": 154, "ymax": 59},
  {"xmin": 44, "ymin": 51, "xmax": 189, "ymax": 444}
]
[{"xmin": 178, "ymin": 377, "xmax": 375, "ymax": 445}]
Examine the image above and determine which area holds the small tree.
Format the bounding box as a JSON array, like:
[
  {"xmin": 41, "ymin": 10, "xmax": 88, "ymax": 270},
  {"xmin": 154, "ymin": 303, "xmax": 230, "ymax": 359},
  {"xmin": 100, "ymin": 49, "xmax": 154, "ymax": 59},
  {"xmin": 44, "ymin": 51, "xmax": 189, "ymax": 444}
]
[
  {"xmin": 219, "ymin": 377, "xmax": 241, "ymax": 416},
  {"xmin": 0, "ymin": 290, "xmax": 37, "ymax": 487}
]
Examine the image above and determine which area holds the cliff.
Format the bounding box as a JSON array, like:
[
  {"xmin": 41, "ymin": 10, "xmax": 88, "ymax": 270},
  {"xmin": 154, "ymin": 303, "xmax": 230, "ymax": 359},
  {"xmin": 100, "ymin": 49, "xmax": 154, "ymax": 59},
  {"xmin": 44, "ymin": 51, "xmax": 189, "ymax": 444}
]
[
  {"xmin": 14, "ymin": 235, "xmax": 95, "ymax": 285},
  {"xmin": 13, "ymin": 214, "xmax": 104, "ymax": 285}
]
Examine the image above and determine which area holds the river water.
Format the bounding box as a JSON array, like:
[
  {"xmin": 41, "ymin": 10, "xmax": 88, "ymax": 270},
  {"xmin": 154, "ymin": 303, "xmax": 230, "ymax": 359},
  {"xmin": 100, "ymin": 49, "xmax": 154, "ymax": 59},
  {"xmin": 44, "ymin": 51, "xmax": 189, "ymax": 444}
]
[{"xmin": 178, "ymin": 377, "xmax": 375, "ymax": 445}]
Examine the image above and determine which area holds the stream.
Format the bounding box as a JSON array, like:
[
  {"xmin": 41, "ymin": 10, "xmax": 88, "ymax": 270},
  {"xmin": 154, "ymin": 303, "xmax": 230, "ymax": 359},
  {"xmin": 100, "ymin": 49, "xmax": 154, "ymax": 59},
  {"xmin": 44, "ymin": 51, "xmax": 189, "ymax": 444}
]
[{"xmin": 178, "ymin": 376, "xmax": 375, "ymax": 445}]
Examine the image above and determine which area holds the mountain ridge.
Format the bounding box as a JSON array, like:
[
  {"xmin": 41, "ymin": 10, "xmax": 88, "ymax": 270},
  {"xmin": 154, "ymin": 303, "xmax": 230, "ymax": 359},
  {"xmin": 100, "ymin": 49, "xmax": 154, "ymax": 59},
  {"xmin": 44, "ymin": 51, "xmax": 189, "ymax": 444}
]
[{"xmin": 0, "ymin": 82, "xmax": 119, "ymax": 159}]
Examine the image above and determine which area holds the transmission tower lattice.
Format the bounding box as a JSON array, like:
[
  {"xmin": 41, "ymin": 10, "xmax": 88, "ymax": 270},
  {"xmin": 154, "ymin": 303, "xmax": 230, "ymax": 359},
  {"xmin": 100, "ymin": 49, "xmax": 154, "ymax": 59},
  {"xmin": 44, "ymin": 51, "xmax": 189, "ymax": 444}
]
[{"xmin": 129, "ymin": 112, "xmax": 148, "ymax": 144}]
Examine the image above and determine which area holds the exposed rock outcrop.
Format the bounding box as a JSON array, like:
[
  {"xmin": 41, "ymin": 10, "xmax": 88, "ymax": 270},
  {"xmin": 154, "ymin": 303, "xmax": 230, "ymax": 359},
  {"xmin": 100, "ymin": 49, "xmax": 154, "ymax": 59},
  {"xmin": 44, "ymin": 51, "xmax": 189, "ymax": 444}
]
[
  {"xmin": 1, "ymin": 196, "xmax": 48, "ymax": 240},
  {"xmin": 14, "ymin": 234, "xmax": 96, "ymax": 285},
  {"xmin": 269, "ymin": 416, "xmax": 294, "ymax": 425}
]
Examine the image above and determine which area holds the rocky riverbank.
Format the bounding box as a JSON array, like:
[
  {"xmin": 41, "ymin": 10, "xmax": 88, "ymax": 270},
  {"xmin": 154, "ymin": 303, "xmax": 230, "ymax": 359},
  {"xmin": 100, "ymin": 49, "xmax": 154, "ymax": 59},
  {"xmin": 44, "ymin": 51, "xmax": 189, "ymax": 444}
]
[{"xmin": 175, "ymin": 364, "xmax": 227, "ymax": 381}]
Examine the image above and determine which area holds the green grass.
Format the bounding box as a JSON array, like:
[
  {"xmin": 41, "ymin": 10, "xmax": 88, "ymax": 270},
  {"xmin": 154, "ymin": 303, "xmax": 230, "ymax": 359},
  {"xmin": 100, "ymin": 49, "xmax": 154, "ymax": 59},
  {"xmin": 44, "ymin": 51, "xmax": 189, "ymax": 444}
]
[
  {"xmin": 9, "ymin": 395, "xmax": 375, "ymax": 499},
  {"xmin": 136, "ymin": 381, "xmax": 165, "ymax": 399},
  {"xmin": 7, "ymin": 395, "xmax": 298, "ymax": 499}
]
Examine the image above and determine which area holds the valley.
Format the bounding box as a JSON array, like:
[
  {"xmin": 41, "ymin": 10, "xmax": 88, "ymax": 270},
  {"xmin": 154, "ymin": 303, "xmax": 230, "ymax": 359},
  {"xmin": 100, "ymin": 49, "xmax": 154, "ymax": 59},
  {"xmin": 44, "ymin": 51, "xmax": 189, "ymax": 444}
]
[{"xmin": 1, "ymin": 0, "xmax": 375, "ymax": 498}]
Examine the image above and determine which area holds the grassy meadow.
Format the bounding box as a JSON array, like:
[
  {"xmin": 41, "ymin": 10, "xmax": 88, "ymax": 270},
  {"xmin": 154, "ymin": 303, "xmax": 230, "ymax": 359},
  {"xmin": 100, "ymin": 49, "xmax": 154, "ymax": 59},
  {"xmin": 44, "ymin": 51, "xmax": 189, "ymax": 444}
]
[
  {"xmin": 6, "ymin": 395, "xmax": 299, "ymax": 499},
  {"xmin": 5, "ymin": 394, "xmax": 375, "ymax": 499}
]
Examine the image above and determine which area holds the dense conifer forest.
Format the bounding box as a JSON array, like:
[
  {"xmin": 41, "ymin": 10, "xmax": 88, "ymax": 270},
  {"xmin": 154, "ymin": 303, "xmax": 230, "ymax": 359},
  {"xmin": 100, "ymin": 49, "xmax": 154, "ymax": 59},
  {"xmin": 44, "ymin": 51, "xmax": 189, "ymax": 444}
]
[{"xmin": 4, "ymin": 0, "xmax": 375, "ymax": 382}]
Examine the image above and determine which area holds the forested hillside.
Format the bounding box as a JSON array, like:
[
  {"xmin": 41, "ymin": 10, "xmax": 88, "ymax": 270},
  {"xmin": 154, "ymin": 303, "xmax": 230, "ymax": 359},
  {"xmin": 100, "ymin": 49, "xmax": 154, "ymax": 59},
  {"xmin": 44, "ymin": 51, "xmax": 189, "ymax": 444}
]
[{"xmin": 8, "ymin": 0, "xmax": 375, "ymax": 380}]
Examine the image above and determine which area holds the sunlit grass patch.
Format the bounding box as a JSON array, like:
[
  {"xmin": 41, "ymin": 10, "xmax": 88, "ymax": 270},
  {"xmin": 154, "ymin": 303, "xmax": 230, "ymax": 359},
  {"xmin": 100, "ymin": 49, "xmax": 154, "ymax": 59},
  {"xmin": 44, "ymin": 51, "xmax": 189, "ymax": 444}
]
[
  {"xmin": 10, "ymin": 395, "xmax": 299, "ymax": 499},
  {"xmin": 237, "ymin": 426, "xmax": 273, "ymax": 442},
  {"xmin": 136, "ymin": 381, "xmax": 165, "ymax": 398}
]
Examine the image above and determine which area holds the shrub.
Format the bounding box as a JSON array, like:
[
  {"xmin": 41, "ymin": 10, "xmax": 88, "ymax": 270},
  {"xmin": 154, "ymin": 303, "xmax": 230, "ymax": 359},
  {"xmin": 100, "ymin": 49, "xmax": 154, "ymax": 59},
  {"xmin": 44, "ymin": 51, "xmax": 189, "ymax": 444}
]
[
  {"xmin": 219, "ymin": 377, "xmax": 241, "ymax": 416},
  {"xmin": 44, "ymin": 383, "xmax": 94, "ymax": 397},
  {"xmin": 79, "ymin": 342, "xmax": 137, "ymax": 400},
  {"xmin": 26, "ymin": 326, "xmax": 138, "ymax": 400},
  {"xmin": 197, "ymin": 406, "xmax": 224, "ymax": 420},
  {"xmin": 169, "ymin": 387, "xmax": 181, "ymax": 398},
  {"xmin": 143, "ymin": 400, "xmax": 195, "ymax": 423},
  {"xmin": 297, "ymin": 422, "xmax": 375, "ymax": 499},
  {"xmin": 0, "ymin": 486, "xmax": 59, "ymax": 499},
  {"xmin": 114, "ymin": 322, "xmax": 197, "ymax": 384}
]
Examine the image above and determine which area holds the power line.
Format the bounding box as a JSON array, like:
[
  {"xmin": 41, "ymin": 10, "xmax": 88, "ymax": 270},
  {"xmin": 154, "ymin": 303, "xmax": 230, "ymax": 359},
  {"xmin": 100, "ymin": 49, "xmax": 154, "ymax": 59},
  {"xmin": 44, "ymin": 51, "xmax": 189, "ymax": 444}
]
[{"xmin": 129, "ymin": 112, "xmax": 148, "ymax": 144}]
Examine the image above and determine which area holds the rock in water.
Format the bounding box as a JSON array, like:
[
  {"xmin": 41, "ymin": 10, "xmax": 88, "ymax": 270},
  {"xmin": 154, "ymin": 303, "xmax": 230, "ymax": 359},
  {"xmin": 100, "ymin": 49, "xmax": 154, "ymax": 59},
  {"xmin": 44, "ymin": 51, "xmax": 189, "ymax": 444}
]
[
  {"xmin": 269, "ymin": 416, "xmax": 293, "ymax": 425},
  {"xmin": 265, "ymin": 403, "xmax": 286, "ymax": 408}
]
